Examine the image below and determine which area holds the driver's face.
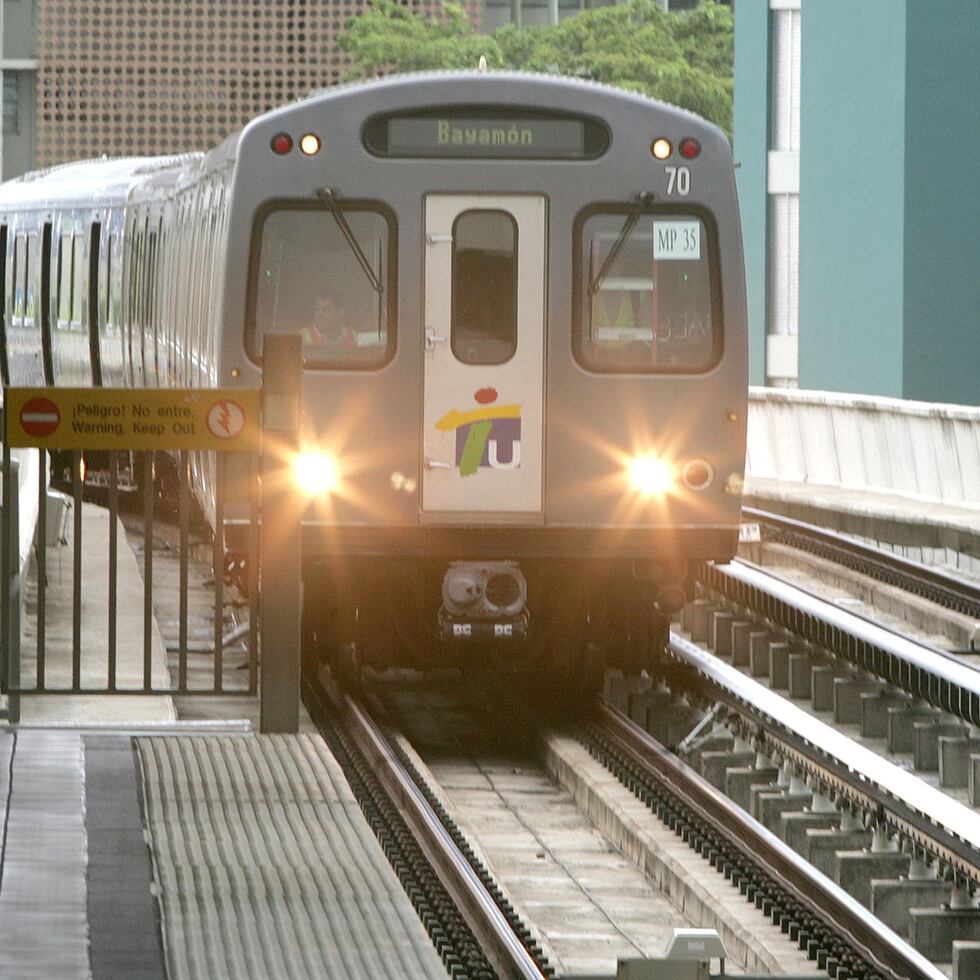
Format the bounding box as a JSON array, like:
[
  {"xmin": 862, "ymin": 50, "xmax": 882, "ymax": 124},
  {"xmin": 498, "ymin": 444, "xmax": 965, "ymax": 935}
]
[{"xmin": 313, "ymin": 297, "xmax": 342, "ymax": 335}]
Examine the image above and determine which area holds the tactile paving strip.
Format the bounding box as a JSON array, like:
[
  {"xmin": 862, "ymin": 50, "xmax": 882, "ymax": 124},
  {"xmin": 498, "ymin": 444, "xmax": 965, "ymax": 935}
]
[{"xmin": 137, "ymin": 733, "xmax": 448, "ymax": 980}]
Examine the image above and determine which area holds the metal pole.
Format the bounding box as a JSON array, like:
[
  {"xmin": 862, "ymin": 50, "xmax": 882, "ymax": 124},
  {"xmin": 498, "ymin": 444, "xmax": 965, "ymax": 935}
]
[
  {"xmin": 1, "ymin": 443, "xmax": 21, "ymax": 723},
  {"xmin": 9, "ymin": 457, "xmax": 19, "ymax": 721},
  {"xmin": 259, "ymin": 333, "xmax": 302, "ymax": 733}
]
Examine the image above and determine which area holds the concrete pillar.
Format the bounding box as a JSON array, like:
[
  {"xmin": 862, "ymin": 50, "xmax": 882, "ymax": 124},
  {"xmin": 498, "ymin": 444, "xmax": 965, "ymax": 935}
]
[
  {"xmin": 690, "ymin": 599, "xmax": 718, "ymax": 643},
  {"xmin": 683, "ymin": 729, "xmax": 734, "ymax": 770},
  {"xmin": 871, "ymin": 860, "xmax": 949, "ymax": 939},
  {"xmin": 953, "ymin": 941, "xmax": 980, "ymax": 980},
  {"xmin": 628, "ymin": 686, "xmax": 671, "ymax": 731},
  {"xmin": 710, "ymin": 610, "xmax": 736, "ymax": 654},
  {"xmin": 701, "ymin": 748, "xmax": 756, "ymax": 792},
  {"xmin": 787, "ymin": 650, "xmax": 815, "ymax": 699},
  {"xmin": 887, "ymin": 703, "xmax": 940, "ymax": 753},
  {"xmin": 731, "ymin": 621, "xmax": 756, "ymax": 666},
  {"xmin": 781, "ymin": 809, "xmax": 839, "ymax": 851},
  {"xmin": 970, "ymin": 755, "xmax": 980, "ymax": 807},
  {"xmin": 749, "ymin": 631, "xmax": 773, "ymax": 677},
  {"xmin": 725, "ymin": 762, "xmax": 780, "ymax": 813},
  {"xmin": 811, "ymin": 663, "xmax": 849, "ymax": 712},
  {"xmin": 914, "ymin": 720, "xmax": 970, "ymax": 771},
  {"xmin": 836, "ymin": 848, "xmax": 911, "ymax": 907},
  {"xmin": 767, "ymin": 641, "xmax": 793, "ymax": 689},
  {"xmin": 910, "ymin": 905, "xmax": 980, "ymax": 963},
  {"xmin": 860, "ymin": 690, "xmax": 912, "ymax": 739},
  {"xmin": 755, "ymin": 774, "xmax": 812, "ymax": 834},
  {"xmin": 804, "ymin": 824, "xmax": 872, "ymax": 878},
  {"xmin": 833, "ymin": 674, "xmax": 885, "ymax": 725},
  {"xmin": 939, "ymin": 735, "xmax": 980, "ymax": 788}
]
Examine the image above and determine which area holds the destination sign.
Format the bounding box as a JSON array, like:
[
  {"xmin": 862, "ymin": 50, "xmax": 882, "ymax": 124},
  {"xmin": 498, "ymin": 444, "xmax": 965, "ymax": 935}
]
[
  {"xmin": 4, "ymin": 387, "xmax": 262, "ymax": 452},
  {"xmin": 364, "ymin": 109, "xmax": 609, "ymax": 160}
]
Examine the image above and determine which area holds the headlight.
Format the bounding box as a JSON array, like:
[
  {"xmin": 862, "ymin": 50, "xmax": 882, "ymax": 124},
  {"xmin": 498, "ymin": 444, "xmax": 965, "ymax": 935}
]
[
  {"xmin": 627, "ymin": 453, "xmax": 673, "ymax": 497},
  {"xmin": 294, "ymin": 451, "xmax": 339, "ymax": 496}
]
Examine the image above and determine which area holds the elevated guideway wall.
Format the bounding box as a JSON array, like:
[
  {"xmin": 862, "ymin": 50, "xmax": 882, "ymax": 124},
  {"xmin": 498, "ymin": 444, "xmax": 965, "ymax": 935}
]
[{"xmin": 745, "ymin": 387, "xmax": 980, "ymax": 576}]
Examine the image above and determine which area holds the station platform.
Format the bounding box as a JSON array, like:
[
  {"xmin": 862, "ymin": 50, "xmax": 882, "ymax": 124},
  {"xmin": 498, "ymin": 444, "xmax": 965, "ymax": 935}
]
[
  {"xmin": 0, "ymin": 501, "xmax": 447, "ymax": 980},
  {"xmin": 0, "ymin": 729, "xmax": 449, "ymax": 980}
]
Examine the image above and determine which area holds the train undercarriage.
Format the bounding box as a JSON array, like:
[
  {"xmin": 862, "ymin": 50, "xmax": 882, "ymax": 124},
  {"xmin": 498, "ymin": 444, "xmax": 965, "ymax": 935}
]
[{"xmin": 300, "ymin": 554, "xmax": 692, "ymax": 696}]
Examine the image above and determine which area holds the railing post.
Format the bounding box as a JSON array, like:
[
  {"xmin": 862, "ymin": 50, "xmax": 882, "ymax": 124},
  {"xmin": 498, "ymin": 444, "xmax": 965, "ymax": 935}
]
[
  {"xmin": 1, "ymin": 437, "xmax": 22, "ymax": 725},
  {"xmin": 259, "ymin": 334, "xmax": 303, "ymax": 733}
]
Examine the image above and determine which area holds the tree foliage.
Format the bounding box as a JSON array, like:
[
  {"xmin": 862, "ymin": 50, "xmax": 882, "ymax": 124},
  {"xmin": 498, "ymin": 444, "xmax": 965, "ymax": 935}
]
[{"xmin": 340, "ymin": 0, "xmax": 733, "ymax": 137}]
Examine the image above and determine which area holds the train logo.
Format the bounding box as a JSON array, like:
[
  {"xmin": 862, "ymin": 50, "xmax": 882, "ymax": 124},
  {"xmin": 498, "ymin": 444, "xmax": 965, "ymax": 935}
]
[
  {"xmin": 436, "ymin": 388, "xmax": 522, "ymax": 476},
  {"xmin": 205, "ymin": 399, "xmax": 247, "ymax": 440}
]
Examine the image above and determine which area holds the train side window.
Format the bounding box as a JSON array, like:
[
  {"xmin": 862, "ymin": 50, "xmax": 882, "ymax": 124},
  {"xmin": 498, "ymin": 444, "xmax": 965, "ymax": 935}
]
[
  {"xmin": 24, "ymin": 233, "xmax": 38, "ymax": 328},
  {"xmin": 72, "ymin": 234, "xmax": 85, "ymax": 328},
  {"xmin": 89, "ymin": 222, "xmax": 102, "ymax": 385},
  {"xmin": 248, "ymin": 200, "xmax": 395, "ymax": 370},
  {"xmin": 13, "ymin": 234, "xmax": 26, "ymax": 318},
  {"xmin": 450, "ymin": 210, "xmax": 518, "ymax": 366},
  {"xmin": 57, "ymin": 235, "xmax": 69, "ymax": 324},
  {"xmin": 573, "ymin": 208, "xmax": 722, "ymax": 374},
  {"xmin": 0, "ymin": 225, "xmax": 7, "ymax": 385},
  {"xmin": 40, "ymin": 223, "xmax": 54, "ymax": 384}
]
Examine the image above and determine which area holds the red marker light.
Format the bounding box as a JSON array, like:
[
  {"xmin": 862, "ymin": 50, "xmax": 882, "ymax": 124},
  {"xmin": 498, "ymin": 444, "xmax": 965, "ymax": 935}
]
[
  {"xmin": 271, "ymin": 133, "xmax": 293, "ymax": 155},
  {"xmin": 679, "ymin": 138, "xmax": 701, "ymax": 160}
]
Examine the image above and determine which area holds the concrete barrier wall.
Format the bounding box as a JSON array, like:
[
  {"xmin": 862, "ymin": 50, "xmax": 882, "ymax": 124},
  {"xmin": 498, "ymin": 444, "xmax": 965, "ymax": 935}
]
[{"xmin": 747, "ymin": 387, "xmax": 980, "ymax": 507}]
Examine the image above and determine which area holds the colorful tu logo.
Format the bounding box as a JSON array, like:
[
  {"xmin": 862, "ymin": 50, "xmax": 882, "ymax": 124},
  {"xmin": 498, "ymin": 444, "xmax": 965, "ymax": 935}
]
[{"xmin": 436, "ymin": 388, "xmax": 522, "ymax": 477}]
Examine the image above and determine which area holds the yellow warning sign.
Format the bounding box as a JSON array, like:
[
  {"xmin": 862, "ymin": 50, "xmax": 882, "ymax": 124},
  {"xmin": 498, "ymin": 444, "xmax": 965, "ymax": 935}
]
[{"xmin": 4, "ymin": 387, "xmax": 262, "ymax": 452}]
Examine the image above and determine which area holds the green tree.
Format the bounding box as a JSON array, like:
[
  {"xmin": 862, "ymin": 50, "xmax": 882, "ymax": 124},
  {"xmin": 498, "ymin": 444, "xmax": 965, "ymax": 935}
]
[{"xmin": 340, "ymin": 0, "xmax": 733, "ymax": 137}]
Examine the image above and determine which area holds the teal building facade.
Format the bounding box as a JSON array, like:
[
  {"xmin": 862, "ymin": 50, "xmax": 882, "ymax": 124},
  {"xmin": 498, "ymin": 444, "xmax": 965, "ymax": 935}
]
[{"xmin": 735, "ymin": 0, "xmax": 980, "ymax": 406}]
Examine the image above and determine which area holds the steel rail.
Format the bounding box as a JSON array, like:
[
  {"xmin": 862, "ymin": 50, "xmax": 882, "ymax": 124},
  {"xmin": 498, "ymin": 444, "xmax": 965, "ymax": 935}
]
[
  {"xmin": 742, "ymin": 506, "xmax": 980, "ymax": 622},
  {"xmin": 597, "ymin": 699, "xmax": 949, "ymax": 980},
  {"xmin": 326, "ymin": 686, "xmax": 547, "ymax": 980},
  {"xmin": 665, "ymin": 631, "xmax": 980, "ymax": 888},
  {"xmin": 701, "ymin": 560, "xmax": 980, "ymax": 726}
]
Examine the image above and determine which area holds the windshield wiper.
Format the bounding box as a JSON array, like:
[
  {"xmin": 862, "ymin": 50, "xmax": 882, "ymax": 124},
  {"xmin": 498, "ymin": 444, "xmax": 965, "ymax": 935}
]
[
  {"xmin": 588, "ymin": 191, "xmax": 655, "ymax": 296},
  {"xmin": 315, "ymin": 187, "xmax": 383, "ymax": 295}
]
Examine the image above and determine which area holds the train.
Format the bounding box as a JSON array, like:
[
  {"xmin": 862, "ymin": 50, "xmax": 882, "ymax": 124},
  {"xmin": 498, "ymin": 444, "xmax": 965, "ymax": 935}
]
[{"xmin": 0, "ymin": 71, "xmax": 747, "ymax": 690}]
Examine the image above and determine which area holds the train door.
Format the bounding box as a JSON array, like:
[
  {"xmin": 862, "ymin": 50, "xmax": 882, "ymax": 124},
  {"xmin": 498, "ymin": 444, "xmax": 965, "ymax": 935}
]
[{"xmin": 422, "ymin": 194, "xmax": 546, "ymax": 515}]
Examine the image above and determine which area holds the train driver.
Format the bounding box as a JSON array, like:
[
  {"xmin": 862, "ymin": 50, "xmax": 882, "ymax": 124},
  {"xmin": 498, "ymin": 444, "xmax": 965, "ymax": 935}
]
[{"xmin": 301, "ymin": 295, "xmax": 358, "ymax": 349}]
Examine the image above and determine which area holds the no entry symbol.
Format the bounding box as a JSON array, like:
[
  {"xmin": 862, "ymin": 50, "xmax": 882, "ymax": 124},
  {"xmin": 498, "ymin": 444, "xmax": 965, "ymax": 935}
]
[{"xmin": 20, "ymin": 397, "xmax": 61, "ymax": 438}]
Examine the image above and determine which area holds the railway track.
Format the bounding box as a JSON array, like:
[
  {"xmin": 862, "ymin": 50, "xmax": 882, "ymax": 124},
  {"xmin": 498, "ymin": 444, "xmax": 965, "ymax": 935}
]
[
  {"xmin": 629, "ymin": 519, "xmax": 980, "ymax": 972},
  {"xmin": 139, "ymin": 508, "xmax": 975, "ymax": 977},
  {"xmin": 742, "ymin": 507, "xmax": 980, "ymax": 630},
  {"xmin": 301, "ymin": 663, "xmax": 948, "ymax": 980}
]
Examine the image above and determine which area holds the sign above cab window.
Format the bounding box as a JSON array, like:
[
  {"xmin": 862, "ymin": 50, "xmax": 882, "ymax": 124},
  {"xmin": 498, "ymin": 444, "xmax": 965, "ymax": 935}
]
[
  {"xmin": 653, "ymin": 220, "xmax": 701, "ymax": 261},
  {"xmin": 4, "ymin": 387, "xmax": 261, "ymax": 452},
  {"xmin": 363, "ymin": 108, "xmax": 610, "ymax": 160}
]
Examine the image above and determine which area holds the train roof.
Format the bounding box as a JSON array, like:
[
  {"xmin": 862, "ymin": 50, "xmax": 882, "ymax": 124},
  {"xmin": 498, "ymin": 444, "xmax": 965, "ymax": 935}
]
[
  {"xmin": 216, "ymin": 69, "xmax": 722, "ymax": 161},
  {"xmin": 0, "ymin": 153, "xmax": 202, "ymax": 212}
]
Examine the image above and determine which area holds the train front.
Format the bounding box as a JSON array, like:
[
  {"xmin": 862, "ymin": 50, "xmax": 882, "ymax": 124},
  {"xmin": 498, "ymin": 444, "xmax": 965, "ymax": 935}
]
[{"xmin": 221, "ymin": 72, "xmax": 747, "ymax": 683}]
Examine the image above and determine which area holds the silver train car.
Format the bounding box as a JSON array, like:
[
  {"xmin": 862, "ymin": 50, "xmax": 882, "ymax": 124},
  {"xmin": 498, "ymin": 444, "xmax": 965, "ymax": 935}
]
[{"xmin": 0, "ymin": 72, "xmax": 747, "ymax": 685}]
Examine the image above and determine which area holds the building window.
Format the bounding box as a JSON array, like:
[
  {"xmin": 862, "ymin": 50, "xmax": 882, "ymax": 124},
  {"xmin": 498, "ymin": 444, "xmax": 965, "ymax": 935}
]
[{"xmin": 3, "ymin": 73, "xmax": 19, "ymax": 137}]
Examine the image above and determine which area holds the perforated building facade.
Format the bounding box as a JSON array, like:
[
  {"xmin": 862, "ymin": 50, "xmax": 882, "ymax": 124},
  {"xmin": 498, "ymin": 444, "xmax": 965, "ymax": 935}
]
[{"xmin": 34, "ymin": 0, "xmax": 475, "ymax": 167}]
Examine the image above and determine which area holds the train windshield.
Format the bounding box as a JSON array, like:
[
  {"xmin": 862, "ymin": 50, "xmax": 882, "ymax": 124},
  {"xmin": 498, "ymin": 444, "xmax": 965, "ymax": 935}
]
[
  {"xmin": 576, "ymin": 210, "xmax": 720, "ymax": 373},
  {"xmin": 250, "ymin": 202, "xmax": 394, "ymax": 368}
]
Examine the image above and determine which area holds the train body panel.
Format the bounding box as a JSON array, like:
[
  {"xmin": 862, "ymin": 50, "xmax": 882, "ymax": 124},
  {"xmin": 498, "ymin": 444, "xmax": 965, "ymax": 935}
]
[{"xmin": 0, "ymin": 73, "xmax": 748, "ymax": 677}]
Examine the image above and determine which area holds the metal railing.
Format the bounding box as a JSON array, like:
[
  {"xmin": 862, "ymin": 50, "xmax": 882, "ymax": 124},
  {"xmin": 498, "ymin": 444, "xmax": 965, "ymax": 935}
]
[{"xmin": 1, "ymin": 334, "xmax": 305, "ymax": 733}]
